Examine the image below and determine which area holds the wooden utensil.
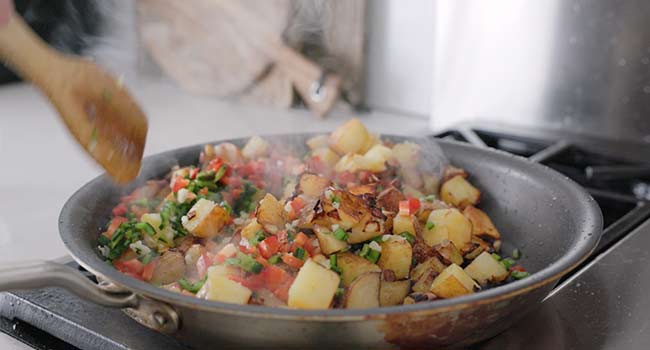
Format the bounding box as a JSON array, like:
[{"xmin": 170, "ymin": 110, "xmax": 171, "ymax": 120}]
[{"xmin": 0, "ymin": 12, "xmax": 147, "ymax": 184}]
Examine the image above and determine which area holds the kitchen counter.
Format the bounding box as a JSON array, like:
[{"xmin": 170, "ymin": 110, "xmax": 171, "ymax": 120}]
[{"xmin": 0, "ymin": 79, "xmax": 427, "ymax": 349}]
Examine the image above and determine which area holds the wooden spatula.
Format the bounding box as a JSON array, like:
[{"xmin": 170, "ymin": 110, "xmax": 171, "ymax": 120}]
[{"xmin": 0, "ymin": 12, "xmax": 147, "ymax": 184}]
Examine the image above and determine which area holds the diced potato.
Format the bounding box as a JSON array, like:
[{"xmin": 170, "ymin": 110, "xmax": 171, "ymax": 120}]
[
  {"xmin": 299, "ymin": 173, "xmax": 331, "ymax": 197},
  {"xmin": 464, "ymin": 251, "xmax": 508, "ymax": 285},
  {"xmin": 392, "ymin": 215, "xmax": 417, "ymax": 235},
  {"xmin": 344, "ymin": 272, "xmax": 380, "ymax": 309},
  {"xmin": 423, "ymin": 209, "xmax": 472, "ymax": 249},
  {"xmin": 329, "ymin": 118, "xmax": 372, "ymax": 155},
  {"xmin": 241, "ymin": 136, "xmax": 270, "ymax": 160},
  {"xmin": 334, "ymin": 153, "xmax": 366, "ymax": 173},
  {"xmin": 312, "ymin": 147, "xmax": 340, "ymax": 168},
  {"xmin": 240, "ymin": 218, "xmax": 263, "ymax": 241},
  {"xmin": 412, "ymin": 268, "xmax": 437, "ymax": 293},
  {"xmin": 348, "ymin": 184, "xmax": 375, "ymax": 196},
  {"xmin": 337, "ymin": 252, "xmax": 381, "ymax": 286},
  {"xmin": 377, "ymin": 187, "xmax": 406, "ymax": 213},
  {"xmin": 378, "ymin": 236, "xmax": 413, "ymax": 279},
  {"xmin": 288, "ymin": 259, "xmax": 340, "ymax": 309},
  {"xmin": 440, "ymin": 175, "xmax": 481, "ymax": 208},
  {"xmin": 311, "ymin": 254, "xmax": 329, "ymax": 268},
  {"xmin": 434, "ymin": 240, "xmax": 464, "ymax": 266},
  {"xmin": 256, "ymin": 193, "xmax": 286, "ymax": 233},
  {"xmin": 411, "ymin": 256, "xmax": 446, "ymax": 281},
  {"xmin": 306, "ymin": 134, "xmax": 329, "ymax": 150},
  {"xmin": 392, "ymin": 142, "xmax": 420, "ymax": 168},
  {"xmin": 463, "ymin": 205, "xmax": 501, "ymax": 240},
  {"xmin": 213, "ymin": 142, "xmax": 243, "ymax": 163},
  {"xmin": 349, "ymin": 219, "xmax": 383, "ymax": 244},
  {"xmin": 379, "ymin": 280, "xmax": 411, "ymax": 306},
  {"xmin": 362, "ymin": 144, "xmax": 393, "ymax": 172},
  {"xmin": 333, "ymin": 190, "xmax": 371, "ymax": 230},
  {"xmin": 313, "ymin": 226, "xmax": 348, "ymax": 255},
  {"xmin": 150, "ymin": 251, "xmax": 185, "ymax": 285},
  {"xmin": 206, "ymin": 267, "xmax": 252, "ymax": 304},
  {"xmin": 182, "ymin": 199, "xmax": 229, "ymax": 238},
  {"xmin": 430, "ymin": 264, "xmax": 478, "ymax": 298}
]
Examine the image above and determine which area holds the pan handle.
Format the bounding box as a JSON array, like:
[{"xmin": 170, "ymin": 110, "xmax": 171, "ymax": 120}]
[
  {"xmin": 0, "ymin": 260, "xmax": 137, "ymax": 307},
  {"xmin": 0, "ymin": 261, "xmax": 179, "ymax": 333}
]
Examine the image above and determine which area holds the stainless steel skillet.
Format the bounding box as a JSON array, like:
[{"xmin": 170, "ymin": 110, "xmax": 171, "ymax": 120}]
[{"xmin": 0, "ymin": 135, "xmax": 602, "ymax": 349}]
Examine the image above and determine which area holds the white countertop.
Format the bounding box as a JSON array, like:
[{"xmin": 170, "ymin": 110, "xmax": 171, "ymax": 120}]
[{"xmin": 0, "ymin": 79, "xmax": 427, "ymax": 349}]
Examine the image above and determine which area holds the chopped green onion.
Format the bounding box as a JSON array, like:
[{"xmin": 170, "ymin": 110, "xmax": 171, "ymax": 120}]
[
  {"xmin": 139, "ymin": 252, "xmax": 155, "ymax": 264},
  {"xmin": 500, "ymin": 257, "xmax": 516, "ymax": 270},
  {"xmin": 249, "ymin": 230, "xmax": 266, "ymax": 246},
  {"xmin": 425, "ymin": 221, "xmax": 435, "ymax": 230},
  {"xmin": 331, "ymin": 195, "xmax": 341, "ymax": 204},
  {"xmin": 399, "ymin": 232, "xmax": 416, "ymax": 244},
  {"xmin": 214, "ymin": 165, "xmax": 227, "ymax": 182},
  {"xmin": 511, "ymin": 270, "xmax": 530, "ymax": 280},
  {"xmin": 197, "ymin": 170, "xmax": 215, "ymax": 181},
  {"xmin": 178, "ymin": 277, "xmax": 207, "ymax": 293},
  {"xmin": 135, "ymin": 222, "xmax": 156, "ymax": 236},
  {"xmin": 330, "ymin": 254, "xmax": 342, "ymax": 274},
  {"xmin": 268, "ymin": 254, "xmax": 281, "ymax": 264},
  {"xmin": 491, "ymin": 253, "xmax": 502, "ymax": 261},
  {"xmin": 359, "ymin": 243, "xmax": 381, "ymax": 263},
  {"xmin": 294, "ymin": 247, "xmax": 306, "ymax": 260},
  {"xmin": 98, "ymin": 235, "xmax": 110, "ymax": 246},
  {"xmin": 220, "ymin": 201, "xmax": 233, "ymax": 215},
  {"xmin": 333, "ymin": 228, "xmax": 348, "ymax": 241},
  {"xmin": 512, "ymin": 248, "xmax": 522, "ymax": 260},
  {"xmin": 233, "ymin": 253, "xmax": 264, "ymax": 274},
  {"xmin": 225, "ymin": 257, "xmax": 240, "ymax": 266}
]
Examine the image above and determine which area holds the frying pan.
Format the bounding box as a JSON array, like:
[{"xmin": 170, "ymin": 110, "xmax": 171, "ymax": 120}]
[{"xmin": 0, "ymin": 135, "xmax": 602, "ymax": 349}]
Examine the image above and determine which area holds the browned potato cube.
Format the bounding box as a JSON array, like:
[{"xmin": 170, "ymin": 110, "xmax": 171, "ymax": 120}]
[
  {"xmin": 379, "ymin": 280, "xmax": 411, "ymax": 306},
  {"xmin": 313, "ymin": 226, "xmax": 348, "ymax": 255},
  {"xmin": 329, "ymin": 118, "xmax": 372, "ymax": 155},
  {"xmin": 344, "ymin": 272, "xmax": 380, "ymax": 309},
  {"xmin": 423, "ymin": 208, "xmax": 472, "ymax": 249},
  {"xmin": 463, "ymin": 205, "xmax": 501, "ymax": 240},
  {"xmin": 392, "ymin": 215, "xmax": 417, "ymax": 235},
  {"xmin": 430, "ymin": 264, "xmax": 478, "ymax": 298},
  {"xmin": 298, "ymin": 173, "xmax": 331, "ymax": 198},
  {"xmin": 464, "ymin": 252, "xmax": 508, "ymax": 285},
  {"xmin": 337, "ymin": 252, "xmax": 381, "ymax": 286},
  {"xmin": 411, "ymin": 256, "xmax": 446, "ymax": 281},
  {"xmin": 182, "ymin": 199, "xmax": 229, "ymax": 238},
  {"xmin": 440, "ymin": 175, "xmax": 481, "ymax": 208},
  {"xmin": 377, "ymin": 186, "xmax": 406, "ymax": 213},
  {"xmin": 256, "ymin": 193, "xmax": 286, "ymax": 233},
  {"xmin": 434, "ymin": 240, "xmax": 464, "ymax": 266},
  {"xmin": 412, "ymin": 268, "xmax": 437, "ymax": 293},
  {"xmin": 378, "ymin": 236, "xmax": 413, "ymax": 279}
]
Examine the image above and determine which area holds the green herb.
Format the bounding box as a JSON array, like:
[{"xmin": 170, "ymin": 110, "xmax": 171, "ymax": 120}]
[
  {"xmin": 287, "ymin": 231, "xmax": 296, "ymax": 243},
  {"xmin": 359, "ymin": 244, "xmax": 381, "ymax": 263},
  {"xmin": 220, "ymin": 201, "xmax": 233, "ymax": 215},
  {"xmin": 135, "ymin": 222, "xmax": 156, "ymax": 236},
  {"xmin": 330, "ymin": 254, "xmax": 342, "ymax": 274},
  {"xmin": 399, "ymin": 232, "xmax": 416, "ymax": 244},
  {"xmin": 159, "ymin": 200, "xmax": 192, "ymax": 238},
  {"xmin": 425, "ymin": 221, "xmax": 435, "ymax": 230},
  {"xmin": 491, "ymin": 253, "xmax": 502, "ymax": 261},
  {"xmin": 193, "ymin": 179, "xmax": 219, "ymax": 191},
  {"xmin": 294, "ymin": 247, "xmax": 306, "ymax": 260},
  {"xmin": 500, "ymin": 257, "xmax": 516, "ymax": 270},
  {"xmin": 100, "ymin": 220, "xmax": 140, "ymax": 261},
  {"xmin": 233, "ymin": 181, "xmax": 258, "ymax": 214},
  {"xmin": 511, "ymin": 270, "xmax": 530, "ymax": 280},
  {"xmin": 333, "ymin": 228, "xmax": 348, "ymax": 241},
  {"xmin": 197, "ymin": 170, "xmax": 215, "ymax": 181},
  {"xmin": 178, "ymin": 277, "xmax": 207, "ymax": 293},
  {"xmin": 331, "ymin": 196, "xmax": 341, "ymax": 204},
  {"xmin": 214, "ymin": 165, "xmax": 227, "ymax": 182},
  {"xmin": 139, "ymin": 252, "xmax": 156, "ymax": 264},
  {"xmin": 268, "ymin": 254, "xmax": 281, "ymax": 264},
  {"xmin": 227, "ymin": 252, "xmax": 264, "ymax": 274},
  {"xmin": 512, "ymin": 248, "xmax": 522, "ymax": 260},
  {"xmin": 249, "ymin": 231, "xmax": 266, "ymax": 246},
  {"xmin": 98, "ymin": 235, "xmax": 110, "ymax": 246}
]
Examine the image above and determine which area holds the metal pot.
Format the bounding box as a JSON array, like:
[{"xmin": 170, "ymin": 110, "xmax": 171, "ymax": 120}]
[{"xmin": 0, "ymin": 136, "xmax": 602, "ymax": 349}]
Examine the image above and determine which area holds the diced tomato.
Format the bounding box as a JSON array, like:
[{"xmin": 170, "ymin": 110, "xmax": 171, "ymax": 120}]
[
  {"xmin": 263, "ymin": 265, "xmax": 291, "ymax": 291},
  {"xmin": 293, "ymin": 232, "xmax": 309, "ymax": 247},
  {"xmin": 408, "ymin": 198, "xmax": 421, "ymax": 212},
  {"xmin": 111, "ymin": 203, "xmax": 127, "ymax": 216},
  {"xmin": 207, "ymin": 158, "xmax": 223, "ymax": 173},
  {"xmin": 337, "ymin": 171, "xmax": 356, "ymax": 186},
  {"xmin": 510, "ymin": 265, "xmax": 526, "ymax": 272},
  {"xmin": 398, "ymin": 198, "xmax": 420, "ymax": 216},
  {"xmin": 272, "ymin": 277, "xmax": 294, "ymax": 302},
  {"xmin": 196, "ymin": 253, "xmax": 213, "ymax": 279},
  {"xmin": 303, "ymin": 239, "xmax": 319, "ymax": 257},
  {"xmin": 114, "ymin": 259, "xmax": 145, "ymax": 276},
  {"xmin": 171, "ymin": 177, "xmax": 190, "ymax": 193},
  {"xmin": 239, "ymin": 243, "xmax": 257, "ymax": 255},
  {"xmin": 105, "ymin": 216, "xmax": 128, "ymax": 238},
  {"xmin": 258, "ymin": 236, "xmax": 280, "ymax": 259},
  {"xmin": 142, "ymin": 259, "xmax": 157, "ymax": 281},
  {"xmin": 189, "ymin": 167, "xmax": 200, "ymax": 180},
  {"xmin": 282, "ymin": 254, "xmax": 304, "ymax": 269}
]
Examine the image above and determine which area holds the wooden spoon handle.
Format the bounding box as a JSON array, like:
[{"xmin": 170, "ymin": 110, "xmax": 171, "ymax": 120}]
[{"xmin": 0, "ymin": 12, "xmax": 66, "ymax": 89}]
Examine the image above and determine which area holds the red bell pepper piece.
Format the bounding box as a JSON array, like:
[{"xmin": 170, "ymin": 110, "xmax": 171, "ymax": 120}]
[
  {"xmin": 258, "ymin": 236, "xmax": 280, "ymax": 259},
  {"xmin": 282, "ymin": 254, "xmax": 304, "ymax": 269}
]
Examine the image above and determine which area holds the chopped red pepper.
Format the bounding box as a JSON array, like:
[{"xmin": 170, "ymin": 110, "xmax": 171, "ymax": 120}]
[
  {"xmin": 510, "ymin": 265, "xmax": 526, "ymax": 272},
  {"xmin": 196, "ymin": 253, "xmax": 213, "ymax": 279},
  {"xmin": 114, "ymin": 259, "xmax": 145, "ymax": 276},
  {"xmin": 282, "ymin": 254, "xmax": 304, "ymax": 269},
  {"xmin": 258, "ymin": 236, "xmax": 280, "ymax": 259},
  {"xmin": 207, "ymin": 158, "xmax": 223, "ymax": 173},
  {"xmin": 172, "ymin": 177, "xmax": 190, "ymax": 193},
  {"xmin": 189, "ymin": 167, "xmax": 200, "ymax": 180},
  {"xmin": 105, "ymin": 216, "xmax": 128, "ymax": 238},
  {"xmin": 398, "ymin": 198, "xmax": 421, "ymax": 216},
  {"xmin": 293, "ymin": 232, "xmax": 309, "ymax": 247},
  {"xmin": 111, "ymin": 203, "xmax": 127, "ymax": 216},
  {"xmin": 290, "ymin": 197, "xmax": 306, "ymax": 215}
]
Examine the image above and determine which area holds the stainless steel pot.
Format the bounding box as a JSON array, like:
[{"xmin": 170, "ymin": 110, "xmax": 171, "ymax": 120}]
[{"xmin": 0, "ymin": 135, "xmax": 603, "ymax": 349}]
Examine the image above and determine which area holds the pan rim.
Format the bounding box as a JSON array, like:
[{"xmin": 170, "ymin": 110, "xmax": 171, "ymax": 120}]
[{"xmin": 59, "ymin": 135, "xmax": 603, "ymax": 319}]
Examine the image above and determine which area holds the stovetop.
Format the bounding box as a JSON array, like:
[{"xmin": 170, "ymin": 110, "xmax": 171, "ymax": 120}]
[{"xmin": 2, "ymin": 124, "xmax": 650, "ymax": 350}]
